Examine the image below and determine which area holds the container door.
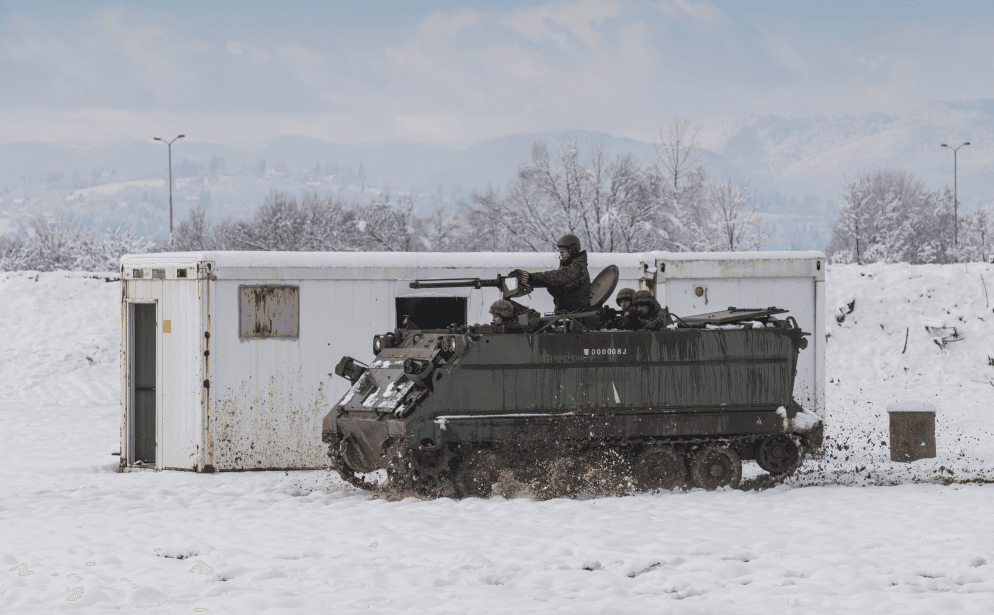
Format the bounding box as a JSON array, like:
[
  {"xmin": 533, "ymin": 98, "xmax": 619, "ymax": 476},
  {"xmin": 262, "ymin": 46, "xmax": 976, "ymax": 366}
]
[{"xmin": 134, "ymin": 303, "xmax": 157, "ymax": 464}]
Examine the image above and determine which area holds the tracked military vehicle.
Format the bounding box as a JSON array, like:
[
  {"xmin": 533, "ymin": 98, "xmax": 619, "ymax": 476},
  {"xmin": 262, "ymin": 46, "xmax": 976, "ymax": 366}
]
[{"xmin": 323, "ymin": 265, "xmax": 821, "ymax": 497}]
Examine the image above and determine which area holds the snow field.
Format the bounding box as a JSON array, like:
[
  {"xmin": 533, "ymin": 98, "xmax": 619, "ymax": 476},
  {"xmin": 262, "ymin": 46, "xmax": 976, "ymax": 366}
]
[{"xmin": 1, "ymin": 265, "xmax": 993, "ymax": 613}]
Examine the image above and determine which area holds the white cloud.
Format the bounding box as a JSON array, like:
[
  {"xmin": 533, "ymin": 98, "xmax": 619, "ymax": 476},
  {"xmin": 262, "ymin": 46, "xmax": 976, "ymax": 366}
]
[{"xmin": 0, "ymin": 1, "xmax": 992, "ymax": 147}]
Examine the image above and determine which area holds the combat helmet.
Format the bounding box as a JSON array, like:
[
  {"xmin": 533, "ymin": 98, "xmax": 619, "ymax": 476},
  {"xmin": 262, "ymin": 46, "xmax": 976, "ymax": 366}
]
[
  {"xmin": 616, "ymin": 288, "xmax": 636, "ymax": 306},
  {"xmin": 633, "ymin": 289, "xmax": 655, "ymax": 305},
  {"xmin": 556, "ymin": 234, "xmax": 582, "ymax": 256},
  {"xmin": 489, "ymin": 299, "xmax": 515, "ymax": 319}
]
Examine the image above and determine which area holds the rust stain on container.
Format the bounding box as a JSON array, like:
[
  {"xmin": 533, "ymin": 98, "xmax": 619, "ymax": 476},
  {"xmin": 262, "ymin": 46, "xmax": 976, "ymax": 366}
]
[
  {"xmin": 889, "ymin": 411, "xmax": 936, "ymax": 462},
  {"xmin": 239, "ymin": 285, "xmax": 299, "ymax": 339}
]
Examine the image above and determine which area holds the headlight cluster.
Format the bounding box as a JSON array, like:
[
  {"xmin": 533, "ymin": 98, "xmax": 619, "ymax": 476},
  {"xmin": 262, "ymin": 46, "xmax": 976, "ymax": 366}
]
[{"xmin": 372, "ymin": 333, "xmax": 396, "ymax": 355}]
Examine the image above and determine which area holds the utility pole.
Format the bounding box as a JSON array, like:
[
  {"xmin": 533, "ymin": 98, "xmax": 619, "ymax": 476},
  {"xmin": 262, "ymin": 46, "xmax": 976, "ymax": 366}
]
[
  {"xmin": 154, "ymin": 134, "xmax": 185, "ymax": 242},
  {"xmin": 941, "ymin": 141, "xmax": 970, "ymax": 247}
]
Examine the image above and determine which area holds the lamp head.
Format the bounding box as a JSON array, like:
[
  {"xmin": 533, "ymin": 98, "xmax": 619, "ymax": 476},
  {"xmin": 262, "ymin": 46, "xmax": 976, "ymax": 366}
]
[
  {"xmin": 964, "ymin": 141, "xmax": 970, "ymax": 146},
  {"xmin": 941, "ymin": 143, "xmax": 948, "ymax": 147},
  {"xmin": 154, "ymin": 137, "xmax": 162, "ymax": 141},
  {"xmin": 177, "ymin": 134, "xmax": 185, "ymax": 139}
]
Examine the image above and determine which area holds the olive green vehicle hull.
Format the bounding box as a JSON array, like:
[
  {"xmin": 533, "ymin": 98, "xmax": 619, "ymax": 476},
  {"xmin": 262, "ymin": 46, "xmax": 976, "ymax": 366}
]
[{"xmin": 326, "ymin": 325, "xmax": 819, "ymax": 480}]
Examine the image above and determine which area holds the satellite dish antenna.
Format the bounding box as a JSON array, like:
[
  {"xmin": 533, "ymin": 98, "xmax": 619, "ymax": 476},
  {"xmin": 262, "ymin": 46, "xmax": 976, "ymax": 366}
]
[{"xmin": 589, "ymin": 265, "xmax": 620, "ymax": 309}]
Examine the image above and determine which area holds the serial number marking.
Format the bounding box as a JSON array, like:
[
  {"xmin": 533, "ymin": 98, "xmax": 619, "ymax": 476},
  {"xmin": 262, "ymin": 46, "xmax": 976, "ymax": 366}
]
[{"xmin": 583, "ymin": 348, "xmax": 627, "ymax": 356}]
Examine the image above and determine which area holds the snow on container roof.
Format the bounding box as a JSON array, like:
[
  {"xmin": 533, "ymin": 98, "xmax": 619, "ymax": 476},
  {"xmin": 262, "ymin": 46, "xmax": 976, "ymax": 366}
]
[
  {"xmin": 121, "ymin": 250, "xmax": 825, "ymax": 270},
  {"xmin": 650, "ymin": 250, "xmax": 825, "ymax": 261},
  {"xmin": 121, "ymin": 251, "xmax": 648, "ymax": 269},
  {"xmin": 886, "ymin": 401, "xmax": 939, "ymax": 414}
]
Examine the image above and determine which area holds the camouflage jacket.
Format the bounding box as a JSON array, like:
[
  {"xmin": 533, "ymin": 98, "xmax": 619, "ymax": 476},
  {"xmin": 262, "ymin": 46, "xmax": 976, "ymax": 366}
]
[
  {"xmin": 637, "ymin": 299, "xmax": 669, "ymax": 331},
  {"xmin": 528, "ymin": 250, "xmax": 592, "ymax": 314}
]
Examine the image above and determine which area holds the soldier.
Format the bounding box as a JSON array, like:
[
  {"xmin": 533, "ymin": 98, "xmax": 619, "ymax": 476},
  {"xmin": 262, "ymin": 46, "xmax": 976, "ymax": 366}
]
[
  {"xmin": 489, "ymin": 299, "xmax": 515, "ymax": 326},
  {"xmin": 616, "ymin": 287, "xmax": 636, "ymax": 312},
  {"xmin": 605, "ymin": 288, "xmax": 637, "ymax": 329},
  {"xmin": 518, "ymin": 234, "xmax": 591, "ymax": 314},
  {"xmin": 632, "ymin": 289, "xmax": 670, "ymax": 331}
]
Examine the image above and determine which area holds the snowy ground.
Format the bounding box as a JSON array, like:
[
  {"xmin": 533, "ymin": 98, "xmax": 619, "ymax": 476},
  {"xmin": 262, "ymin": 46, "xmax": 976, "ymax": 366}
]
[{"xmin": 1, "ymin": 264, "xmax": 993, "ymax": 614}]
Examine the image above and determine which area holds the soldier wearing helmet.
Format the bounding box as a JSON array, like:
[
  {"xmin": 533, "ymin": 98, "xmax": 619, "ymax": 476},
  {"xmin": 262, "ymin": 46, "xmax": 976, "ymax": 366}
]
[
  {"xmin": 489, "ymin": 299, "xmax": 515, "ymax": 326},
  {"xmin": 616, "ymin": 287, "xmax": 636, "ymax": 312},
  {"xmin": 605, "ymin": 287, "xmax": 638, "ymax": 329},
  {"xmin": 517, "ymin": 234, "xmax": 591, "ymax": 314},
  {"xmin": 632, "ymin": 289, "xmax": 669, "ymax": 331}
]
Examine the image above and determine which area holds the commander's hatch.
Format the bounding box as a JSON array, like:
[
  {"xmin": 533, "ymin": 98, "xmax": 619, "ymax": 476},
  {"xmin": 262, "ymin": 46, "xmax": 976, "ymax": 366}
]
[{"xmin": 677, "ymin": 307, "xmax": 788, "ymax": 327}]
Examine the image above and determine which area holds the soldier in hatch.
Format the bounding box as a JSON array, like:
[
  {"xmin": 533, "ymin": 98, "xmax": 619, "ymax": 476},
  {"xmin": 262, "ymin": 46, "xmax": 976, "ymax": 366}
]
[
  {"xmin": 517, "ymin": 234, "xmax": 591, "ymax": 314},
  {"xmin": 632, "ymin": 289, "xmax": 670, "ymax": 331},
  {"xmin": 489, "ymin": 299, "xmax": 516, "ymax": 326},
  {"xmin": 605, "ymin": 287, "xmax": 638, "ymax": 329}
]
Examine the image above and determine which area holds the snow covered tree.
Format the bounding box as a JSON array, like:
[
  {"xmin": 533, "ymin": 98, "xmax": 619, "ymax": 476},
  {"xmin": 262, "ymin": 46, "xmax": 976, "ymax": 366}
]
[
  {"xmin": 219, "ymin": 191, "xmax": 355, "ymax": 251},
  {"xmin": 826, "ymin": 171, "xmax": 955, "ymax": 264},
  {"xmin": 654, "ymin": 116, "xmax": 709, "ymax": 250},
  {"xmin": 684, "ymin": 179, "xmax": 770, "ymax": 251},
  {"xmin": 0, "ymin": 214, "xmax": 151, "ymax": 271},
  {"xmin": 470, "ymin": 135, "xmax": 674, "ymax": 253},
  {"xmin": 172, "ymin": 205, "xmax": 220, "ymax": 251},
  {"xmin": 962, "ymin": 200, "xmax": 994, "ymax": 263},
  {"xmin": 353, "ymin": 196, "xmax": 421, "ymax": 252}
]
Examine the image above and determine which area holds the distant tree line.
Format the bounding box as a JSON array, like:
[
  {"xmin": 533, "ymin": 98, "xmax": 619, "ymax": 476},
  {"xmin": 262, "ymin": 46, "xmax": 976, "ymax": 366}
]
[
  {"xmin": 170, "ymin": 119, "xmax": 769, "ymax": 254},
  {"xmin": 826, "ymin": 170, "xmax": 994, "ymax": 264},
  {"xmin": 3, "ymin": 117, "xmax": 777, "ymax": 271},
  {"xmin": 13, "ymin": 118, "xmax": 991, "ymax": 271}
]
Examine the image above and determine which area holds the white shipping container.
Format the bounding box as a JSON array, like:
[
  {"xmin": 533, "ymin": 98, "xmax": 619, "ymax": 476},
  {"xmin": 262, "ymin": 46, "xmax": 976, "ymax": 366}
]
[{"xmin": 118, "ymin": 250, "xmax": 825, "ymax": 472}]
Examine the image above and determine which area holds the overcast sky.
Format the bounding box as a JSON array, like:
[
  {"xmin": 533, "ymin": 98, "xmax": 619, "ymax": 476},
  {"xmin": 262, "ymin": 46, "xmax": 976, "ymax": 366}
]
[{"xmin": 1, "ymin": 0, "xmax": 991, "ymax": 148}]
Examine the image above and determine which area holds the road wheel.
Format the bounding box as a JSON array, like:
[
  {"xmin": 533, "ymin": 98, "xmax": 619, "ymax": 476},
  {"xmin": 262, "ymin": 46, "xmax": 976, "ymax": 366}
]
[
  {"xmin": 452, "ymin": 448, "xmax": 500, "ymax": 498},
  {"xmin": 689, "ymin": 445, "xmax": 742, "ymax": 490},
  {"xmin": 756, "ymin": 435, "xmax": 800, "ymax": 475},
  {"xmin": 631, "ymin": 445, "xmax": 686, "ymax": 491}
]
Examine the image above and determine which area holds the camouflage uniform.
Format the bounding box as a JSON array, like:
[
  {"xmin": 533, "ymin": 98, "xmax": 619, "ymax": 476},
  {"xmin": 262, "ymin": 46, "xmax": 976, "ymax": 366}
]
[
  {"xmin": 632, "ymin": 290, "xmax": 668, "ymax": 331},
  {"xmin": 604, "ymin": 288, "xmax": 638, "ymax": 330},
  {"xmin": 527, "ymin": 234, "xmax": 592, "ymax": 314},
  {"xmin": 489, "ymin": 299, "xmax": 515, "ymax": 325}
]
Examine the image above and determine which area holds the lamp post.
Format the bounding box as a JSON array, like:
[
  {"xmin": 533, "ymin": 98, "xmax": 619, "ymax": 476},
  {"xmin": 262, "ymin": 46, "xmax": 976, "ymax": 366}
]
[
  {"xmin": 154, "ymin": 134, "xmax": 185, "ymax": 241},
  {"xmin": 940, "ymin": 141, "xmax": 969, "ymax": 247}
]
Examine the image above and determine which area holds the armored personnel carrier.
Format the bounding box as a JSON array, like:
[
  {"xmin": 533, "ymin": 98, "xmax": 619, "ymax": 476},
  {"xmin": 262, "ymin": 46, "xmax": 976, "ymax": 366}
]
[{"xmin": 323, "ymin": 266, "xmax": 820, "ymax": 497}]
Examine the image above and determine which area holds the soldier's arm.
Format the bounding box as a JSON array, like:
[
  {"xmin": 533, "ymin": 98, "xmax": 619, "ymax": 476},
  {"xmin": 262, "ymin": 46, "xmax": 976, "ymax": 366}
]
[{"xmin": 529, "ymin": 261, "xmax": 585, "ymax": 289}]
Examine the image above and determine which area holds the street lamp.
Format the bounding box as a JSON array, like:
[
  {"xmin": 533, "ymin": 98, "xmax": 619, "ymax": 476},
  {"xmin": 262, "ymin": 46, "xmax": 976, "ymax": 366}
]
[
  {"xmin": 154, "ymin": 134, "xmax": 185, "ymax": 241},
  {"xmin": 940, "ymin": 141, "xmax": 969, "ymax": 247}
]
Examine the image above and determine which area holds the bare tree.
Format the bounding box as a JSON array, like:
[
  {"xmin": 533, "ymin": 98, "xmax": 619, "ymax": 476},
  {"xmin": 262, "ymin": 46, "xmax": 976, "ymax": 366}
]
[
  {"xmin": 827, "ymin": 171, "xmax": 959, "ymax": 264},
  {"xmin": 171, "ymin": 205, "xmax": 219, "ymax": 251},
  {"xmin": 354, "ymin": 195, "xmax": 421, "ymax": 252},
  {"xmin": 471, "ymin": 135, "xmax": 671, "ymax": 253},
  {"xmin": 220, "ymin": 191, "xmax": 354, "ymax": 251},
  {"xmin": 686, "ymin": 179, "xmax": 770, "ymax": 251}
]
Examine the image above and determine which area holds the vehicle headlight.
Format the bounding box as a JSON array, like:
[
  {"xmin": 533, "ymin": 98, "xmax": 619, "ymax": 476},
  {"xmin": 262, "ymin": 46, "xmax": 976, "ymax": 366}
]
[
  {"xmin": 448, "ymin": 336, "xmax": 458, "ymax": 353},
  {"xmin": 373, "ymin": 335, "xmax": 383, "ymax": 354}
]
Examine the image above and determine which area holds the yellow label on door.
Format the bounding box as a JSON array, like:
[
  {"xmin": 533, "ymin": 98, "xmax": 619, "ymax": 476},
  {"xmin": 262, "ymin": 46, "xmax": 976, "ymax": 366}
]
[{"xmin": 162, "ymin": 320, "xmax": 171, "ymax": 333}]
